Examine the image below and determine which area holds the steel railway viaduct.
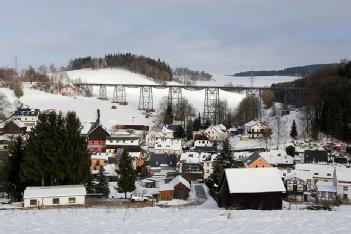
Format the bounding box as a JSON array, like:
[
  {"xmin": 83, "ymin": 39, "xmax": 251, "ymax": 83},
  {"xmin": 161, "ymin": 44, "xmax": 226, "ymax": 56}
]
[{"xmin": 76, "ymin": 83, "xmax": 304, "ymax": 124}]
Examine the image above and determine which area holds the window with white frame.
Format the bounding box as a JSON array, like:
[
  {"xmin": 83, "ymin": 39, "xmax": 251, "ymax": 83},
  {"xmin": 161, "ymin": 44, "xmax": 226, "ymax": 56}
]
[{"xmin": 68, "ymin": 197, "xmax": 76, "ymax": 203}]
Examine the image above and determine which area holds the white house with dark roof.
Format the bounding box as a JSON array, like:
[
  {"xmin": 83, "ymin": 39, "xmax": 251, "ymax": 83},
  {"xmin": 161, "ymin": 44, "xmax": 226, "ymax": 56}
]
[{"xmin": 23, "ymin": 185, "xmax": 86, "ymax": 208}]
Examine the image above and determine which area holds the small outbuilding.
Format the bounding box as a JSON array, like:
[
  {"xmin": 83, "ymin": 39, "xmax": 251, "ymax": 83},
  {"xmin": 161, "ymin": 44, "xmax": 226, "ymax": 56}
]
[
  {"xmin": 218, "ymin": 168, "xmax": 286, "ymax": 210},
  {"xmin": 23, "ymin": 185, "xmax": 86, "ymax": 208},
  {"xmin": 158, "ymin": 175, "xmax": 191, "ymax": 201}
]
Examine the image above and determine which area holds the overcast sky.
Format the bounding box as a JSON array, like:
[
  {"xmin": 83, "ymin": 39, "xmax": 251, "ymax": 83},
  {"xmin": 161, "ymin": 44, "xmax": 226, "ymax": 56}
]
[{"xmin": 1, "ymin": 0, "xmax": 350, "ymax": 74}]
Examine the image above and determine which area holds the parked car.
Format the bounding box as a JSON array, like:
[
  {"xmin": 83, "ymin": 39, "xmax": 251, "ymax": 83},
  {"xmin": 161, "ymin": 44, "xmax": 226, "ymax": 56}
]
[{"xmin": 130, "ymin": 193, "xmax": 153, "ymax": 202}]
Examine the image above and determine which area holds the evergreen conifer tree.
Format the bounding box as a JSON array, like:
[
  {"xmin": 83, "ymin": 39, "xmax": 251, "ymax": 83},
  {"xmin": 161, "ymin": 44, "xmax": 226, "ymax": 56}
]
[
  {"xmin": 164, "ymin": 103, "xmax": 173, "ymax": 125},
  {"xmin": 206, "ymin": 138, "xmax": 241, "ymax": 190},
  {"xmin": 186, "ymin": 120, "xmax": 193, "ymax": 140},
  {"xmin": 20, "ymin": 112, "xmax": 90, "ymax": 186},
  {"xmin": 85, "ymin": 173, "xmax": 96, "ymax": 194},
  {"xmin": 290, "ymin": 120, "xmax": 298, "ymax": 138},
  {"xmin": 116, "ymin": 149, "xmax": 136, "ymax": 198},
  {"xmin": 7, "ymin": 136, "xmax": 25, "ymax": 201},
  {"xmin": 95, "ymin": 167, "xmax": 110, "ymax": 198},
  {"xmin": 193, "ymin": 112, "xmax": 201, "ymax": 131}
]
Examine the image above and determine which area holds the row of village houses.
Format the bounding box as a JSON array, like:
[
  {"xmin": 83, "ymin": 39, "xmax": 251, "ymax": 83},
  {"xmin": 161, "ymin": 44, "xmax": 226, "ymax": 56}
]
[{"xmin": 2, "ymin": 106, "xmax": 351, "ymax": 209}]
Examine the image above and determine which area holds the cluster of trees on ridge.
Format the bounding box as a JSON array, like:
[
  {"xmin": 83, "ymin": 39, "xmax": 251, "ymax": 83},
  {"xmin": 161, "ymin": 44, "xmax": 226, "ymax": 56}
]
[
  {"xmin": 67, "ymin": 53, "xmax": 173, "ymax": 84},
  {"xmin": 233, "ymin": 64, "xmax": 333, "ymax": 77},
  {"xmin": 173, "ymin": 67, "xmax": 212, "ymax": 85}
]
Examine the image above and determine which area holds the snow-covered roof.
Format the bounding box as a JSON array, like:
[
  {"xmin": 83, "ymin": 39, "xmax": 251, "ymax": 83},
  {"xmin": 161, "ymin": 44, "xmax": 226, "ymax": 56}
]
[
  {"xmin": 169, "ymin": 175, "xmax": 191, "ymax": 190},
  {"xmin": 316, "ymin": 181, "xmax": 336, "ymax": 192},
  {"xmin": 12, "ymin": 120, "xmax": 26, "ymax": 128},
  {"xmin": 81, "ymin": 122, "xmax": 93, "ymax": 135},
  {"xmin": 159, "ymin": 183, "xmax": 174, "ymax": 192},
  {"xmin": 212, "ymin": 125, "xmax": 224, "ymax": 135},
  {"xmin": 260, "ymin": 151, "xmax": 294, "ymax": 165},
  {"xmin": 103, "ymin": 164, "xmax": 117, "ymax": 177},
  {"xmin": 218, "ymin": 124, "xmax": 226, "ymax": 131},
  {"xmin": 24, "ymin": 185, "xmax": 86, "ymax": 199},
  {"xmin": 180, "ymin": 152, "xmax": 201, "ymax": 164},
  {"xmin": 224, "ymin": 168, "xmax": 286, "ymax": 193},
  {"xmin": 90, "ymin": 153, "xmax": 110, "ymax": 160},
  {"xmin": 285, "ymin": 170, "xmax": 313, "ymax": 182},
  {"xmin": 129, "ymin": 152, "xmax": 141, "ymax": 158},
  {"xmin": 295, "ymin": 164, "xmax": 334, "ymax": 179},
  {"xmin": 0, "ymin": 135, "xmax": 10, "ymax": 142},
  {"xmin": 155, "ymin": 139, "xmax": 182, "ymax": 151},
  {"xmin": 228, "ymin": 127, "xmax": 237, "ymax": 132},
  {"xmin": 244, "ymin": 120, "xmax": 267, "ymax": 128},
  {"xmin": 335, "ymin": 167, "xmax": 351, "ymax": 182}
]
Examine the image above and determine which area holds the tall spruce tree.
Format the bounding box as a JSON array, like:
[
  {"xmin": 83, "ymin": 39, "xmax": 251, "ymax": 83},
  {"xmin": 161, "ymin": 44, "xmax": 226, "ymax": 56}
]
[
  {"xmin": 7, "ymin": 137, "xmax": 25, "ymax": 201},
  {"xmin": 164, "ymin": 103, "xmax": 173, "ymax": 125},
  {"xmin": 193, "ymin": 112, "xmax": 201, "ymax": 131},
  {"xmin": 206, "ymin": 138, "xmax": 241, "ymax": 190},
  {"xmin": 63, "ymin": 112, "xmax": 90, "ymax": 184},
  {"xmin": 116, "ymin": 149, "xmax": 136, "ymax": 198},
  {"xmin": 20, "ymin": 112, "xmax": 90, "ymax": 186},
  {"xmin": 95, "ymin": 167, "xmax": 110, "ymax": 198},
  {"xmin": 85, "ymin": 173, "xmax": 96, "ymax": 194},
  {"xmin": 290, "ymin": 120, "xmax": 298, "ymax": 139},
  {"xmin": 186, "ymin": 120, "xmax": 193, "ymax": 140}
]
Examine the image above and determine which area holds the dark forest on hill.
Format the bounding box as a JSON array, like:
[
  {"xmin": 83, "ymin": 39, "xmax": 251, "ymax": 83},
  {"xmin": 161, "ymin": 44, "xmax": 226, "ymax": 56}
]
[
  {"xmin": 233, "ymin": 64, "xmax": 333, "ymax": 77},
  {"xmin": 272, "ymin": 62, "xmax": 351, "ymax": 142}
]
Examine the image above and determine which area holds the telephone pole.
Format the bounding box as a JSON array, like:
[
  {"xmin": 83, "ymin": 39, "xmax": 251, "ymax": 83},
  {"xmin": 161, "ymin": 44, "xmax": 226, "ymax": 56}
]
[{"xmin": 14, "ymin": 55, "xmax": 18, "ymax": 73}]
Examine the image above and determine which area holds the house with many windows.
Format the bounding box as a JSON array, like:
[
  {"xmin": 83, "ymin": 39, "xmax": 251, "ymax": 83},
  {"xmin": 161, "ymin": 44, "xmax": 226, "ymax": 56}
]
[
  {"xmin": 13, "ymin": 107, "xmax": 40, "ymax": 131},
  {"xmin": 244, "ymin": 120, "xmax": 269, "ymax": 139},
  {"xmin": 85, "ymin": 124, "xmax": 110, "ymax": 153},
  {"xmin": 105, "ymin": 132, "xmax": 140, "ymax": 154},
  {"xmin": 333, "ymin": 167, "xmax": 351, "ymax": 203},
  {"xmin": 204, "ymin": 124, "xmax": 228, "ymax": 142},
  {"xmin": 284, "ymin": 171, "xmax": 313, "ymax": 202}
]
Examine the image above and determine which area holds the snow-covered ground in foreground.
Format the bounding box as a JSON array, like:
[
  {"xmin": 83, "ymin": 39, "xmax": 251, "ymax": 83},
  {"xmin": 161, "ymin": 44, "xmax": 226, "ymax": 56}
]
[{"xmin": 0, "ymin": 198, "xmax": 350, "ymax": 234}]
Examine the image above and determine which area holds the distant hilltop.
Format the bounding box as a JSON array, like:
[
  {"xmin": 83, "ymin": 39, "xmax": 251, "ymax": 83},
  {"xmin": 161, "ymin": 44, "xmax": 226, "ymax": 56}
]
[{"xmin": 232, "ymin": 64, "xmax": 334, "ymax": 77}]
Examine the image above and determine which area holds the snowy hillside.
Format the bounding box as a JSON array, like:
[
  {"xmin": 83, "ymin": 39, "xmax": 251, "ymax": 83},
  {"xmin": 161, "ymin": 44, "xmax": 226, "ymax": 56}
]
[
  {"xmin": 1, "ymin": 69, "xmax": 300, "ymax": 130},
  {"xmin": 1, "ymin": 87, "xmax": 153, "ymax": 130}
]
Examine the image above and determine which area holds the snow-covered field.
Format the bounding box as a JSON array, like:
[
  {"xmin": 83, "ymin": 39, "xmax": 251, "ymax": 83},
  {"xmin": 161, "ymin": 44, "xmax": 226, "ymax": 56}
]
[{"xmin": 0, "ymin": 198, "xmax": 350, "ymax": 234}]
